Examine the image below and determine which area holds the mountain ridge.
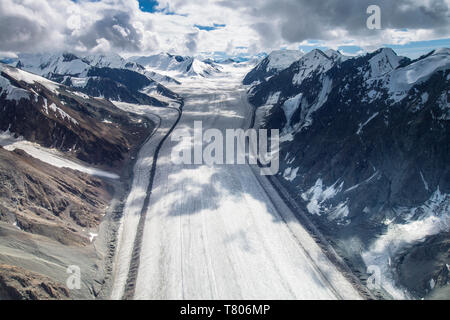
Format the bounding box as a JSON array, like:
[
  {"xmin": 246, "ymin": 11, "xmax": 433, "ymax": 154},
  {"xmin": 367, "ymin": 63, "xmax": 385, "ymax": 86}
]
[{"xmin": 245, "ymin": 47, "xmax": 450, "ymax": 299}]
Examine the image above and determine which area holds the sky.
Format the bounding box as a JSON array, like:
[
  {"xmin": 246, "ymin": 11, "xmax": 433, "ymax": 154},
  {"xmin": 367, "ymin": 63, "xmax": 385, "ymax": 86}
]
[{"xmin": 0, "ymin": 0, "xmax": 449, "ymax": 59}]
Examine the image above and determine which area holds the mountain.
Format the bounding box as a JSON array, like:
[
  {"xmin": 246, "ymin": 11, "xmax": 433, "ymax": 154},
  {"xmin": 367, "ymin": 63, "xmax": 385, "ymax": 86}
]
[
  {"xmin": 0, "ymin": 63, "xmax": 153, "ymax": 165},
  {"xmin": 0, "ymin": 264, "xmax": 71, "ymax": 300},
  {"xmin": 9, "ymin": 52, "xmax": 181, "ymax": 105},
  {"xmin": 216, "ymin": 58, "xmax": 236, "ymax": 64},
  {"xmin": 243, "ymin": 49, "xmax": 304, "ymax": 85},
  {"xmin": 84, "ymin": 52, "xmax": 139, "ymax": 69},
  {"xmin": 246, "ymin": 48, "xmax": 450, "ymax": 299},
  {"xmin": 129, "ymin": 53, "xmax": 222, "ymax": 78},
  {"xmin": 0, "ymin": 62, "xmax": 159, "ymax": 299},
  {"xmin": 12, "ymin": 52, "xmax": 91, "ymax": 78},
  {"xmin": 12, "ymin": 52, "xmax": 179, "ymax": 83},
  {"xmin": 0, "ymin": 142, "xmax": 115, "ymax": 299},
  {"xmin": 64, "ymin": 67, "xmax": 174, "ymax": 106},
  {"xmin": 82, "ymin": 53, "xmax": 181, "ymax": 84}
]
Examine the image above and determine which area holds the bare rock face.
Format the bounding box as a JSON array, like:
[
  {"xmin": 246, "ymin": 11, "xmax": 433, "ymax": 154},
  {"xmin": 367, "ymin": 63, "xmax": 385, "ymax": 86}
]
[
  {"xmin": 0, "ymin": 264, "xmax": 70, "ymax": 300},
  {"xmin": 0, "ymin": 147, "xmax": 112, "ymax": 246},
  {"xmin": 396, "ymin": 233, "xmax": 450, "ymax": 299},
  {"xmin": 246, "ymin": 48, "xmax": 450, "ymax": 299},
  {"xmin": 0, "ymin": 63, "xmax": 158, "ymax": 300},
  {"xmin": 0, "ymin": 64, "xmax": 153, "ymax": 167},
  {"xmin": 0, "ymin": 141, "xmax": 117, "ymax": 300}
]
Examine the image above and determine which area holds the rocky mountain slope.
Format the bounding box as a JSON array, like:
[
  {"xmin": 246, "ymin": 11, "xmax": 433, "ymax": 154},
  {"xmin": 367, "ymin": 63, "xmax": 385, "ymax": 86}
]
[
  {"xmin": 7, "ymin": 52, "xmax": 181, "ymax": 105},
  {"xmin": 243, "ymin": 49, "xmax": 304, "ymax": 85},
  {"xmin": 0, "ymin": 144, "xmax": 117, "ymax": 300},
  {"xmin": 0, "ymin": 63, "xmax": 157, "ymax": 299},
  {"xmin": 246, "ymin": 47, "xmax": 450, "ymax": 299},
  {"xmin": 0, "ymin": 63, "xmax": 153, "ymax": 166},
  {"xmin": 0, "ymin": 264, "xmax": 70, "ymax": 300},
  {"xmin": 11, "ymin": 52, "xmax": 180, "ymax": 84},
  {"xmin": 0, "ymin": 147, "xmax": 111, "ymax": 246}
]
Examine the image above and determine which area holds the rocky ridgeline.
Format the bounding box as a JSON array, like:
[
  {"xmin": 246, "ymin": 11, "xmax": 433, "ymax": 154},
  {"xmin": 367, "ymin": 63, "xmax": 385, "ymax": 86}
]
[{"xmin": 245, "ymin": 48, "xmax": 450, "ymax": 299}]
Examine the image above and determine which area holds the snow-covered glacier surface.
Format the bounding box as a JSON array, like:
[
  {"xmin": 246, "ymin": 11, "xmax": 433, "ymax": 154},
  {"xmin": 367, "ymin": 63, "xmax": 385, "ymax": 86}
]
[{"xmin": 111, "ymin": 64, "xmax": 362, "ymax": 300}]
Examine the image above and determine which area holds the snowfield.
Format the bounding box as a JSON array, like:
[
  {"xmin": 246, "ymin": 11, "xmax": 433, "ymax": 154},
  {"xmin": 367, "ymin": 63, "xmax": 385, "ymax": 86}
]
[
  {"xmin": 110, "ymin": 102, "xmax": 180, "ymax": 300},
  {"xmin": 265, "ymin": 50, "xmax": 304, "ymax": 72},
  {"xmin": 0, "ymin": 64, "xmax": 61, "ymax": 94},
  {"xmin": 111, "ymin": 64, "xmax": 362, "ymax": 300},
  {"xmin": 0, "ymin": 130, "xmax": 119, "ymax": 179}
]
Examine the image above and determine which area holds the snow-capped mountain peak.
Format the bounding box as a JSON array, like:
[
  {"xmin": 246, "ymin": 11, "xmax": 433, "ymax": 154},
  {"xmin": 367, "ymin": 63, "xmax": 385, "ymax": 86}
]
[
  {"xmin": 128, "ymin": 52, "xmax": 220, "ymax": 78},
  {"xmin": 265, "ymin": 50, "xmax": 304, "ymax": 72},
  {"xmin": 243, "ymin": 50, "xmax": 304, "ymax": 85},
  {"xmin": 129, "ymin": 53, "xmax": 177, "ymax": 71},
  {"xmin": 291, "ymin": 49, "xmax": 338, "ymax": 86},
  {"xmin": 14, "ymin": 52, "xmax": 91, "ymax": 78},
  {"xmin": 430, "ymin": 47, "xmax": 450, "ymax": 57},
  {"xmin": 368, "ymin": 47, "xmax": 404, "ymax": 78},
  {"xmin": 83, "ymin": 52, "xmax": 127, "ymax": 69},
  {"xmin": 384, "ymin": 47, "xmax": 450, "ymax": 102},
  {"xmin": 324, "ymin": 49, "xmax": 342, "ymax": 60}
]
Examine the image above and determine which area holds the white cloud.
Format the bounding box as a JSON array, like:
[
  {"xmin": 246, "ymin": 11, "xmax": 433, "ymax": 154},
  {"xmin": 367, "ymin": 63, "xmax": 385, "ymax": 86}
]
[
  {"xmin": 0, "ymin": 0, "xmax": 449, "ymax": 57},
  {"xmin": 91, "ymin": 38, "xmax": 112, "ymax": 53}
]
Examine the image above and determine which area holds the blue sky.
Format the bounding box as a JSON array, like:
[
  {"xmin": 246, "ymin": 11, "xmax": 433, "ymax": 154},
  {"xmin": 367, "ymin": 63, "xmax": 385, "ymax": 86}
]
[
  {"xmin": 384, "ymin": 38, "xmax": 450, "ymax": 59},
  {"xmin": 138, "ymin": 0, "xmax": 159, "ymax": 12},
  {"xmin": 195, "ymin": 24, "xmax": 226, "ymax": 32}
]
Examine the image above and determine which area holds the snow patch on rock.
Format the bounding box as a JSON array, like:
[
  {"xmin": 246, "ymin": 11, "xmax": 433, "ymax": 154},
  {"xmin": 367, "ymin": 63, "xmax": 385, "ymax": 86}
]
[
  {"xmin": 0, "ymin": 74, "xmax": 30, "ymax": 102},
  {"xmin": 357, "ymin": 112, "xmax": 379, "ymax": 135},
  {"xmin": 283, "ymin": 167, "xmax": 299, "ymax": 182},
  {"xmin": 282, "ymin": 93, "xmax": 302, "ymax": 128},
  {"xmin": 265, "ymin": 50, "xmax": 304, "ymax": 72},
  {"xmin": 48, "ymin": 103, "xmax": 79, "ymax": 125},
  {"xmin": 301, "ymin": 178, "xmax": 348, "ymax": 222},
  {"xmin": 362, "ymin": 188, "xmax": 450, "ymax": 299},
  {"xmin": 265, "ymin": 91, "xmax": 281, "ymax": 105},
  {"xmin": 2, "ymin": 65, "xmax": 61, "ymax": 93},
  {"xmin": 0, "ymin": 130, "xmax": 118, "ymax": 179}
]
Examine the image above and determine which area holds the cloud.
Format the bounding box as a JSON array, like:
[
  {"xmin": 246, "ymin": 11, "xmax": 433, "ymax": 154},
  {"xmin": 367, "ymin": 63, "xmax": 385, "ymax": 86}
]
[
  {"xmin": 185, "ymin": 31, "xmax": 198, "ymax": 53},
  {"xmin": 234, "ymin": 0, "xmax": 450, "ymax": 47},
  {"xmin": 0, "ymin": 0, "xmax": 449, "ymax": 57},
  {"xmin": 0, "ymin": 15, "xmax": 47, "ymax": 51},
  {"xmin": 0, "ymin": 0, "xmax": 67, "ymax": 52},
  {"xmin": 251, "ymin": 22, "xmax": 282, "ymax": 48},
  {"xmin": 74, "ymin": 10, "xmax": 143, "ymax": 52}
]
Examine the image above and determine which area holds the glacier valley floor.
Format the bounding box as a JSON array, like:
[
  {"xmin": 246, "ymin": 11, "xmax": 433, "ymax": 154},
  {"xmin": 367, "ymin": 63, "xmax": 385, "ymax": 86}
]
[{"xmin": 111, "ymin": 65, "xmax": 362, "ymax": 300}]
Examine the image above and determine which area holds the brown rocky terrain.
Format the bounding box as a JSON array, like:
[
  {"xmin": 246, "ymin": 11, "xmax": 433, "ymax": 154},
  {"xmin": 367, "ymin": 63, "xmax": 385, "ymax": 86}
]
[
  {"xmin": 0, "ymin": 146, "xmax": 116, "ymax": 299},
  {"xmin": 0, "ymin": 147, "xmax": 112, "ymax": 246},
  {"xmin": 0, "ymin": 64, "xmax": 156, "ymax": 299},
  {"xmin": 0, "ymin": 264, "xmax": 70, "ymax": 300},
  {"xmin": 0, "ymin": 63, "xmax": 152, "ymax": 167}
]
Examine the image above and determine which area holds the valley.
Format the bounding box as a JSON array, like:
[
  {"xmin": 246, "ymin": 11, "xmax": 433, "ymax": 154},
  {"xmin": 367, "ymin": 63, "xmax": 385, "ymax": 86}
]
[
  {"xmin": 112, "ymin": 64, "xmax": 363, "ymax": 300},
  {"xmin": 0, "ymin": 47, "xmax": 448, "ymax": 300}
]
